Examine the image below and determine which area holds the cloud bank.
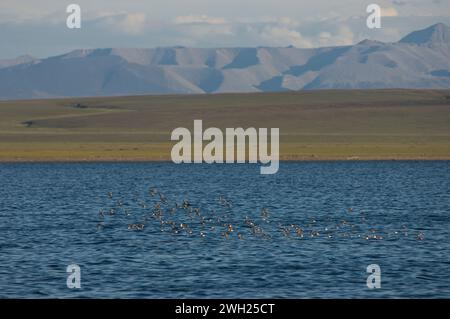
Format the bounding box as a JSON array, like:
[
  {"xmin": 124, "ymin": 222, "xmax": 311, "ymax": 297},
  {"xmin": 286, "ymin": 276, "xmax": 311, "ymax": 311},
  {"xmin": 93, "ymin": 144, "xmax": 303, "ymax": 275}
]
[{"xmin": 0, "ymin": 0, "xmax": 449, "ymax": 58}]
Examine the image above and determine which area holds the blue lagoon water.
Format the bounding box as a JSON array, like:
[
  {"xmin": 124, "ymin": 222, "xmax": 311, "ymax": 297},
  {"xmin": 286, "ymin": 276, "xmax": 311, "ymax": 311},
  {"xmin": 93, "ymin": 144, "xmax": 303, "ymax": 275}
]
[{"xmin": 0, "ymin": 161, "xmax": 449, "ymax": 298}]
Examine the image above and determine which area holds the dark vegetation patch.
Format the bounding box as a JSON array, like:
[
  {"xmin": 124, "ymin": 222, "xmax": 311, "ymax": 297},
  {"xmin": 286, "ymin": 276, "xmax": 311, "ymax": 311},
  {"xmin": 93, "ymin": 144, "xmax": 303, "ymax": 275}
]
[
  {"xmin": 71, "ymin": 103, "xmax": 89, "ymax": 109},
  {"xmin": 22, "ymin": 120, "xmax": 34, "ymax": 127}
]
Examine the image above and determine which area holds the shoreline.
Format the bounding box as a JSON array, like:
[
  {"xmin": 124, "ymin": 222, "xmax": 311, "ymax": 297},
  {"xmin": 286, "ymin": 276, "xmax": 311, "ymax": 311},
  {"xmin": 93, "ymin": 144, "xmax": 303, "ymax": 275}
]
[
  {"xmin": 2, "ymin": 142, "xmax": 450, "ymax": 163},
  {"xmin": 1, "ymin": 156, "xmax": 450, "ymax": 163}
]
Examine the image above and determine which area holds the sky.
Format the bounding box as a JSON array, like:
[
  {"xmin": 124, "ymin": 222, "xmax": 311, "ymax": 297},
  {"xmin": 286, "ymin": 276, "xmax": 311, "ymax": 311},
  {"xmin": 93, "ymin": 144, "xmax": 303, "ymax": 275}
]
[{"xmin": 1, "ymin": 0, "xmax": 449, "ymax": 59}]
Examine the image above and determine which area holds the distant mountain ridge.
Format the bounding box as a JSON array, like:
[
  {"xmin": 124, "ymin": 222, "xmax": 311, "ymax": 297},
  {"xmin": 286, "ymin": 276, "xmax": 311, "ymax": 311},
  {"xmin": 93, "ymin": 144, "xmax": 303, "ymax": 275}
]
[
  {"xmin": 400, "ymin": 23, "xmax": 450, "ymax": 45},
  {"xmin": 0, "ymin": 23, "xmax": 449, "ymax": 100}
]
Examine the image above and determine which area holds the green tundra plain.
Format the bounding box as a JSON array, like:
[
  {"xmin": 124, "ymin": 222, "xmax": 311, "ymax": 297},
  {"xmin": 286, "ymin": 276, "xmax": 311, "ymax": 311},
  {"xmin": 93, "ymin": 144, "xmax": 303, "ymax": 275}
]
[{"xmin": 0, "ymin": 89, "xmax": 449, "ymax": 162}]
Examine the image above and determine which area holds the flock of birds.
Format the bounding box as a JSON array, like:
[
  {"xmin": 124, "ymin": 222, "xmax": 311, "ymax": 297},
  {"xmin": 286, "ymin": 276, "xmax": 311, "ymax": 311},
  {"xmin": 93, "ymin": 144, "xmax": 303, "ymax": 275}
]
[{"xmin": 96, "ymin": 187, "xmax": 426, "ymax": 242}]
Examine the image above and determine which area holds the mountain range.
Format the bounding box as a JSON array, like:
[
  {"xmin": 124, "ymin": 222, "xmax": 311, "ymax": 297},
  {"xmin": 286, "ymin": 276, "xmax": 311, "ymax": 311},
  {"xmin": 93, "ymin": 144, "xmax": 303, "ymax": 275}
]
[{"xmin": 1, "ymin": 23, "xmax": 449, "ymax": 100}]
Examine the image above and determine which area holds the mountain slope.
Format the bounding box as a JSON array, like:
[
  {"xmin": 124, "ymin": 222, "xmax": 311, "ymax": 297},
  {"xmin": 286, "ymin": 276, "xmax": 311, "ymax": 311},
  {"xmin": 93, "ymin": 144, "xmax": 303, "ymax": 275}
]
[
  {"xmin": 0, "ymin": 23, "xmax": 449, "ymax": 99},
  {"xmin": 399, "ymin": 23, "xmax": 450, "ymax": 45}
]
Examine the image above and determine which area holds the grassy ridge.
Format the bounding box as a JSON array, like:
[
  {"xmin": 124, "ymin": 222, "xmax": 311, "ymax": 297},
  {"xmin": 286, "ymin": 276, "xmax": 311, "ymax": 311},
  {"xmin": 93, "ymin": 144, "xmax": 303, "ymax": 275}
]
[{"xmin": 0, "ymin": 89, "xmax": 449, "ymax": 161}]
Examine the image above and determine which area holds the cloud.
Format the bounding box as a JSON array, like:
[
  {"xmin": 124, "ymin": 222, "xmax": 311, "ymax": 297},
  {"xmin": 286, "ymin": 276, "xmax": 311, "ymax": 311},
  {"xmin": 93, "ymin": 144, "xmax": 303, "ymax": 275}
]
[
  {"xmin": 95, "ymin": 13, "xmax": 148, "ymax": 35},
  {"xmin": 315, "ymin": 25, "xmax": 354, "ymax": 47},
  {"xmin": 177, "ymin": 24, "xmax": 234, "ymax": 39},
  {"xmin": 382, "ymin": 7, "xmax": 399, "ymax": 17},
  {"xmin": 335, "ymin": 25, "xmax": 355, "ymax": 45},
  {"xmin": 174, "ymin": 15, "xmax": 227, "ymax": 25},
  {"xmin": 1, "ymin": 0, "xmax": 450, "ymax": 59},
  {"xmin": 259, "ymin": 26, "xmax": 313, "ymax": 47},
  {"xmin": 117, "ymin": 13, "xmax": 147, "ymax": 34},
  {"xmin": 392, "ymin": 0, "xmax": 407, "ymax": 6},
  {"xmin": 277, "ymin": 17, "xmax": 300, "ymax": 28}
]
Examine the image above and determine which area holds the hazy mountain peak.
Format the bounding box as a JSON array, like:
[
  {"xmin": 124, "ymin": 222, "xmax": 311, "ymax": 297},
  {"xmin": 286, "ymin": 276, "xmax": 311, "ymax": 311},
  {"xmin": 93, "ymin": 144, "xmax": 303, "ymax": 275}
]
[
  {"xmin": 357, "ymin": 39, "xmax": 384, "ymax": 46},
  {"xmin": 399, "ymin": 23, "xmax": 450, "ymax": 45},
  {"xmin": 1, "ymin": 23, "xmax": 449, "ymax": 99},
  {"xmin": 0, "ymin": 54, "xmax": 37, "ymax": 69},
  {"xmin": 18, "ymin": 54, "xmax": 35, "ymax": 60},
  {"xmin": 60, "ymin": 49, "xmax": 94, "ymax": 59},
  {"xmin": 60, "ymin": 48, "xmax": 118, "ymax": 59}
]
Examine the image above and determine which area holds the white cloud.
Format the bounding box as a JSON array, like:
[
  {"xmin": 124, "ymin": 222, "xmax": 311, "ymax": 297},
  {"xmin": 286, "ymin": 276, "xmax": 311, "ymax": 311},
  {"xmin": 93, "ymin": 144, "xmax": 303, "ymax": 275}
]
[
  {"xmin": 117, "ymin": 13, "xmax": 147, "ymax": 34},
  {"xmin": 382, "ymin": 7, "xmax": 399, "ymax": 17},
  {"xmin": 178, "ymin": 24, "xmax": 233, "ymax": 38},
  {"xmin": 334, "ymin": 25, "xmax": 355, "ymax": 45},
  {"xmin": 174, "ymin": 15, "xmax": 227, "ymax": 25},
  {"xmin": 315, "ymin": 25, "xmax": 354, "ymax": 47},
  {"xmin": 277, "ymin": 17, "xmax": 300, "ymax": 28},
  {"xmin": 1, "ymin": 0, "xmax": 449, "ymax": 58},
  {"xmin": 259, "ymin": 26, "xmax": 313, "ymax": 48},
  {"xmin": 95, "ymin": 13, "xmax": 148, "ymax": 35}
]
